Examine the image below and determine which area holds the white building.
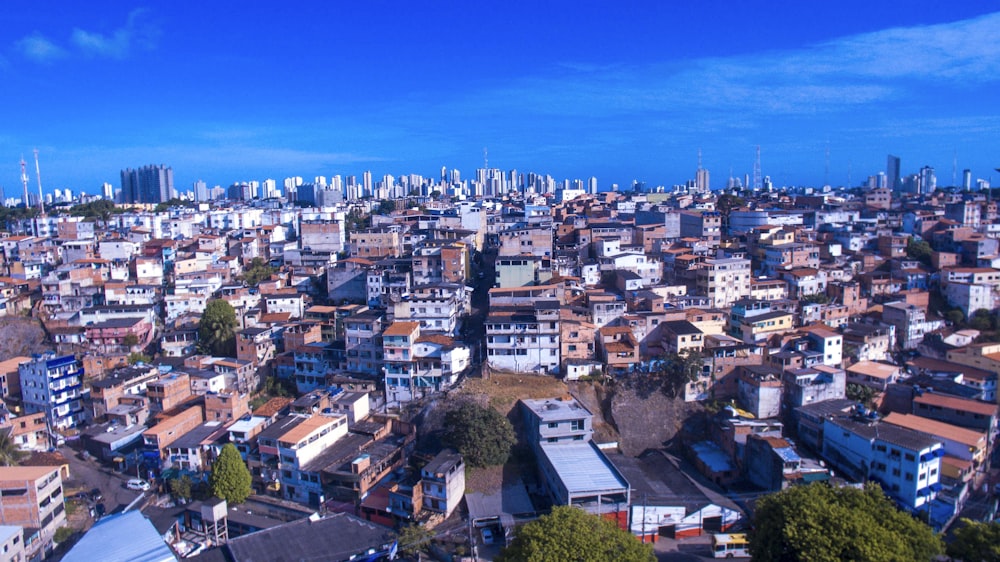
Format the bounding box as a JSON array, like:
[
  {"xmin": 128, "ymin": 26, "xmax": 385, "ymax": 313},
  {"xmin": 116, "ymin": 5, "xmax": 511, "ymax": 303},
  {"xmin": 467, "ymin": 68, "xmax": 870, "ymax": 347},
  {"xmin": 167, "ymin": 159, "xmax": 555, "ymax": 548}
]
[
  {"xmin": 486, "ymin": 301, "xmax": 561, "ymax": 374},
  {"xmin": 697, "ymin": 258, "xmax": 752, "ymax": 308},
  {"xmin": 822, "ymin": 415, "xmax": 943, "ymax": 512}
]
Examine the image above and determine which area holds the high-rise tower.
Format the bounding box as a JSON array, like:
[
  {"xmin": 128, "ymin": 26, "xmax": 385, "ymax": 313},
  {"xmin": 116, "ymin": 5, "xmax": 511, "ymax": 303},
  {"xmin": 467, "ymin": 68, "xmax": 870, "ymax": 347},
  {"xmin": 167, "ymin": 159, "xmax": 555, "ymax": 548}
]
[
  {"xmin": 695, "ymin": 149, "xmax": 710, "ymax": 193},
  {"xmin": 752, "ymin": 146, "xmax": 762, "ymax": 191},
  {"xmin": 120, "ymin": 164, "xmax": 174, "ymax": 204},
  {"xmin": 887, "ymin": 155, "xmax": 901, "ymax": 191}
]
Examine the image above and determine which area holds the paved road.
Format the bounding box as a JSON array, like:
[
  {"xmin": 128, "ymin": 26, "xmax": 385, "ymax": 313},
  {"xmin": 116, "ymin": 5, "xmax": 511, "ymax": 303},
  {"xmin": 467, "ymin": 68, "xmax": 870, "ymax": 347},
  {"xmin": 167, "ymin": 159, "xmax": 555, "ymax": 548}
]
[{"xmin": 59, "ymin": 445, "xmax": 145, "ymax": 516}]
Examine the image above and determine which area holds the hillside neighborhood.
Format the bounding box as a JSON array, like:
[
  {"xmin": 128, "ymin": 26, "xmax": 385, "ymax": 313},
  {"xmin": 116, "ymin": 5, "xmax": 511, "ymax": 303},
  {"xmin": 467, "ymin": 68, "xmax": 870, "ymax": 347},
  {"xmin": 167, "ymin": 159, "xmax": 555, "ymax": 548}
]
[{"xmin": 0, "ymin": 178, "xmax": 998, "ymax": 561}]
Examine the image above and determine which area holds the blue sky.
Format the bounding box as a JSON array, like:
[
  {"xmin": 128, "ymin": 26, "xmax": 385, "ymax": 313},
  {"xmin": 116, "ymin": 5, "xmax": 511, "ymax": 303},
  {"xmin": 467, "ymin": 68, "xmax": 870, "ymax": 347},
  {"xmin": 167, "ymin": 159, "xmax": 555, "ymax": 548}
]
[{"xmin": 3, "ymin": 2, "xmax": 999, "ymax": 196}]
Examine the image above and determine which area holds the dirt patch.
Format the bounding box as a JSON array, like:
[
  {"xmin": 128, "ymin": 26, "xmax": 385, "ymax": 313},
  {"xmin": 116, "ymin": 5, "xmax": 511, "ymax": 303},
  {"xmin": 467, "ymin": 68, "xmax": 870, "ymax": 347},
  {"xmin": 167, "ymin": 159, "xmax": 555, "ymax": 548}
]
[
  {"xmin": 464, "ymin": 465, "xmax": 504, "ymax": 494},
  {"xmin": 452, "ymin": 372, "xmax": 704, "ymax": 460},
  {"xmin": 457, "ymin": 372, "xmax": 569, "ymax": 416}
]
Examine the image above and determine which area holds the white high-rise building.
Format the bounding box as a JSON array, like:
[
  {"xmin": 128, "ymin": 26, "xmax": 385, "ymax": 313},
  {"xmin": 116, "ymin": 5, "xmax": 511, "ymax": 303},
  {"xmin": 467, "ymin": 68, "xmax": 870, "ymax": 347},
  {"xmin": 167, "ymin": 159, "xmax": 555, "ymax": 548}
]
[
  {"xmin": 588, "ymin": 176, "xmax": 598, "ymax": 194},
  {"xmin": 102, "ymin": 182, "xmax": 114, "ymax": 200},
  {"xmin": 261, "ymin": 178, "xmax": 278, "ymax": 199},
  {"xmin": 363, "ymin": 170, "xmax": 373, "ymax": 197},
  {"xmin": 696, "ymin": 168, "xmax": 710, "ymax": 193}
]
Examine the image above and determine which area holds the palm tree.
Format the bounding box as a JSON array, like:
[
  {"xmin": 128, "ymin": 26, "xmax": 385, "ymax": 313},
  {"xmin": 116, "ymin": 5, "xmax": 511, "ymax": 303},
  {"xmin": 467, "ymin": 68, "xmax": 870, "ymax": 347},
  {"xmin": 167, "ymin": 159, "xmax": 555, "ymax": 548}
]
[{"xmin": 0, "ymin": 428, "xmax": 26, "ymax": 467}]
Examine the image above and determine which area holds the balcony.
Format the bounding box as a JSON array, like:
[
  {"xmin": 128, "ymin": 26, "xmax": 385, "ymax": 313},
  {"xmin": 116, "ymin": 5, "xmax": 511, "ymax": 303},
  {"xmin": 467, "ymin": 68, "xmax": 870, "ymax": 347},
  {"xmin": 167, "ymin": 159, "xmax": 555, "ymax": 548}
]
[{"xmin": 50, "ymin": 368, "xmax": 84, "ymax": 382}]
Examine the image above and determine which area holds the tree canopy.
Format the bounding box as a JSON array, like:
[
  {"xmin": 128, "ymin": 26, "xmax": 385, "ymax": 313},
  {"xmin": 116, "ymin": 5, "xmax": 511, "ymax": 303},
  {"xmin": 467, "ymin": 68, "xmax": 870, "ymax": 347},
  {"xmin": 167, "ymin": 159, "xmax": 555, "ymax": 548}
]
[
  {"xmin": 947, "ymin": 518, "xmax": 1000, "ymax": 562},
  {"xmin": 198, "ymin": 299, "xmax": 238, "ymax": 357},
  {"xmin": 442, "ymin": 402, "xmax": 515, "ymax": 468},
  {"xmin": 626, "ymin": 351, "xmax": 705, "ymax": 399},
  {"xmin": 68, "ymin": 199, "xmax": 123, "ymax": 221},
  {"xmin": 0, "ymin": 429, "xmax": 26, "ymax": 467},
  {"xmin": 749, "ymin": 482, "xmax": 942, "ymax": 562},
  {"xmin": 239, "ymin": 257, "xmax": 275, "ymax": 287},
  {"xmin": 210, "ymin": 443, "xmax": 252, "ymax": 504},
  {"xmin": 153, "ymin": 198, "xmax": 194, "ymax": 213},
  {"xmin": 906, "ymin": 237, "xmax": 933, "ymax": 266},
  {"xmin": 396, "ymin": 523, "xmax": 435, "ymax": 556},
  {"xmin": 496, "ymin": 506, "xmax": 654, "ymax": 562}
]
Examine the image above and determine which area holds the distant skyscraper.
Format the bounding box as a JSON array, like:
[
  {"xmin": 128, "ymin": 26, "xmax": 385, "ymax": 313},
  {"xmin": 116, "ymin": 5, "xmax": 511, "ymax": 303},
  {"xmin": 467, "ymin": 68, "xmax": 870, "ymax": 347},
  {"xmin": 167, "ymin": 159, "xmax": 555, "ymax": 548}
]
[
  {"xmin": 696, "ymin": 168, "xmax": 710, "ymax": 193},
  {"xmin": 962, "ymin": 169, "xmax": 972, "ymax": 191},
  {"xmin": 867, "ymin": 173, "xmax": 887, "ymax": 189},
  {"xmin": 362, "ymin": 170, "xmax": 373, "ymax": 197},
  {"xmin": 194, "ymin": 180, "xmax": 209, "ymax": 201},
  {"xmin": 101, "ymin": 182, "xmax": 114, "ymax": 200},
  {"xmin": 918, "ymin": 166, "xmax": 936, "ymax": 194},
  {"xmin": 588, "ymin": 176, "xmax": 598, "ymax": 194},
  {"xmin": 887, "ymin": 155, "xmax": 901, "ymax": 191},
  {"xmin": 120, "ymin": 164, "xmax": 174, "ymax": 204}
]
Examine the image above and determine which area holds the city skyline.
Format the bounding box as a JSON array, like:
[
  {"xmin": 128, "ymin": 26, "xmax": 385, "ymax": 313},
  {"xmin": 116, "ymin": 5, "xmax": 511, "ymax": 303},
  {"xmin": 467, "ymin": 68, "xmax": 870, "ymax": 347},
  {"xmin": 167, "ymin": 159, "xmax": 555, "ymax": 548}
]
[{"xmin": 2, "ymin": 2, "xmax": 999, "ymax": 196}]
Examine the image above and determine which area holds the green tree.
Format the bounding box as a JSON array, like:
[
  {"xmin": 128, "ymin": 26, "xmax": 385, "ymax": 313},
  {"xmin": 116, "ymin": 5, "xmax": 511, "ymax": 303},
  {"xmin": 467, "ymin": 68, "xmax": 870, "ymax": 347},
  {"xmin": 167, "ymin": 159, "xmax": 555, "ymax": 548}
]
[
  {"xmin": 906, "ymin": 237, "xmax": 933, "ymax": 266},
  {"xmin": 198, "ymin": 299, "xmax": 238, "ymax": 357},
  {"xmin": 496, "ymin": 506, "xmax": 654, "ymax": 562},
  {"xmin": 947, "ymin": 518, "xmax": 1000, "ymax": 562},
  {"xmin": 397, "ymin": 523, "xmax": 434, "ymax": 556},
  {"xmin": 376, "ymin": 199, "xmax": 397, "ymax": 215},
  {"xmin": 169, "ymin": 475, "xmax": 194, "ymax": 502},
  {"xmin": 846, "ymin": 383, "xmax": 877, "ymax": 409},
  {"xmin": 54, "ymin": 526, "xmax": 74, "ymax": 544},
  {"xmin": 800, "ymin": 292, "xmax": 831, "ymax": 305},
  {"xmin": 122, "ymin": 333, "xmax": 140, "ymax": 348},
  {"xmin": 239, "ymin": 257, "xmax": 275, "ymax": 287},
  {"xmin": 68, "ymin": 199, "xmax": 120, "ymax": 221},
  {"xmin": 153, "ymin": 198, "xmax": 194, "ymax": 213},
  {"xmin": 128, "ymin": 352, "xmax": 152, "ymax": 365},
  {"xmin": 968, "ymin": 308, "xmax": 996, "ymax": 332},
  {"xmin": 646, "ymin": 351, "xmax": 705, "ymax": 399},
  {"xmin": 0, "ymin": 429, "xmax": 26, "ymax": 466},
  {"xmin": 209, "ymin": 443, "xmax": 252, "ymax": 504},
  {"xmin": 749, "ymin": 482, "xmax": 942, "ymax": 562},
  {"xmin": 442, "ymin": 402, "xmax": 515, "ymax": 468},
  {"xmin": 945, "ymin": 308, "xmax": 966, "ymax": 326}
]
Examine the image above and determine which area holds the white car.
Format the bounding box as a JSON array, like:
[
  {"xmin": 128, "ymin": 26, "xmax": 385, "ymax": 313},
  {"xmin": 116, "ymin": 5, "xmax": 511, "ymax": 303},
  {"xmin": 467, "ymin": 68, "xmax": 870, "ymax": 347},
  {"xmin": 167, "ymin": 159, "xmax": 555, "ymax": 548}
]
[
  {"xmin": 481, "ymin": 528, "xmax": 494, "ymax": 545},
  {"xmin": 126, "ymin": 478, "xmax": 150, "ymax": 491}
]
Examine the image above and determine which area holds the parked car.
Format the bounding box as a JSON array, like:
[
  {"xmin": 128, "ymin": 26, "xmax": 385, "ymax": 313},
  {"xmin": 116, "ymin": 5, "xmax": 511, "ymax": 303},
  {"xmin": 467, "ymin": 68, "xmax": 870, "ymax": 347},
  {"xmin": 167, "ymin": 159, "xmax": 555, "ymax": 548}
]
[
  {"xmin": 481, "ymin": 528, "xmax": 494, "ymax": 545},
  {"xmin": 90, "ymin": 488, "xmax": 103, "ymax": 502},
  {"xmin": 126, "ymin": 478, "xmax": 150, "ymax": 491}
]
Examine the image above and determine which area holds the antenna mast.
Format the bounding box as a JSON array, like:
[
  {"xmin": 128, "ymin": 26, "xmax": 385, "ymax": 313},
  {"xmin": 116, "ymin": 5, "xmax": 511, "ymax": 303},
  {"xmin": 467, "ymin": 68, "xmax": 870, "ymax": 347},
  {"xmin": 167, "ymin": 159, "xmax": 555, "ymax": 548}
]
[
  {"xmin": 20, "ymin": 156, "xmax": 30, "ymax": 209},
  {"xmin": 33, "ymin": 149, "xmax": 44, "ymax": 214}
]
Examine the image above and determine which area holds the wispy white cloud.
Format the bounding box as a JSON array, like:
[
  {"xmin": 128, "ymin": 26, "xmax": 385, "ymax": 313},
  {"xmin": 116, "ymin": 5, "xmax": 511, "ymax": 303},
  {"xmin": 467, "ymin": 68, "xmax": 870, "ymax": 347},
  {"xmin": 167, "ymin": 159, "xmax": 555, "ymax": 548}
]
[
  {"xmin": 71, "ymin": 8, "xmax": 159, "ymax": 59},
  {"xmin": 12, "ymin": 9, "xmax": 159, "ymax": 65},
  {"xmin": 15, "ymin": 33, "xmax": 68, "ymax": 64},
  {"xmin": 445, "ymin": 11, "xmax": 1000, "ymax": 123}
]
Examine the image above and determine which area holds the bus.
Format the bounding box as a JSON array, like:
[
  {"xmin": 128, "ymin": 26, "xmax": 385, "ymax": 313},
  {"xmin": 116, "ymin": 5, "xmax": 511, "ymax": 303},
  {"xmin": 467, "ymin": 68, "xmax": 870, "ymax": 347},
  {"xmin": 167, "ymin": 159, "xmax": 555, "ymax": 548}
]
[{"xmin": 712, "ymin": 533, "xmax": 750, "ymax": 558}]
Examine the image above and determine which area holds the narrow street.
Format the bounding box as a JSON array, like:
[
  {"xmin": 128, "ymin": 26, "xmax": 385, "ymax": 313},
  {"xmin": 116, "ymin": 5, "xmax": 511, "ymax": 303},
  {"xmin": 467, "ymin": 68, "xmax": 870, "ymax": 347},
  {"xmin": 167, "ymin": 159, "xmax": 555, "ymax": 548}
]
[{"xmin": 59, "ymin": 444, "xmax": 147, "ymax": 516}]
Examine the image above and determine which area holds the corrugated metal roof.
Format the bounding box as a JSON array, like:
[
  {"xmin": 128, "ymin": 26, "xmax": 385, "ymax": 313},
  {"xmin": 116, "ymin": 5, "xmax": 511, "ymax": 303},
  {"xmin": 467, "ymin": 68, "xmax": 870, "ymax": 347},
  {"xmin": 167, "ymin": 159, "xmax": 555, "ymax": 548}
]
[
  {"xmin": 62, "ymin": 510, "xmax": 177, "ymax": 562},
  {"xmin": 540, "ymin": 441, "xmax": 628, "ymax": 495}
]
